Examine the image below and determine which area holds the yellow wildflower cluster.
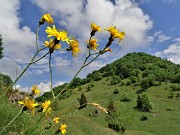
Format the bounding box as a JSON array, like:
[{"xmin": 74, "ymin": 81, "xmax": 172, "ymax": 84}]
[
  {"xmin": 18, "ymin": 97, "xmax": 38, "ymax": 115},
  {"xmin": 39, "ymin": 14, "xmax": 54, "ymax": 25},
  {"xmin": 31, "ymin": 85, "xmax": 41, "ymax": 96},
  {"xmin": 86, "ymin": 38, "xmax": 99, "ymax": 51},
  {"xmin": 58, "ymin": 124, "xmax": 67, "ymax": 135},
  {"xmin": 105, "ymin": 25, "xmax": 125, "ymax": 41}
]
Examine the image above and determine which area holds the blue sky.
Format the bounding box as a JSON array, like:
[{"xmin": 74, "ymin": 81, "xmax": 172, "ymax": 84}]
[{"xmin": 0, "ymin": 0, "xmax": 179, "ymax": 94}]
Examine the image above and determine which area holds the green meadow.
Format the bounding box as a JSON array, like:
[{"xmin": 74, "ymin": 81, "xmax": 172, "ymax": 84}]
[{"xmin": 0, "ymin": 52, "xmax": 180, "ymax": 135}]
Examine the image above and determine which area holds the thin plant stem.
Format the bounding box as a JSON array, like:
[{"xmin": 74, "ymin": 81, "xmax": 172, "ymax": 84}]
[
  {"xmin": 36, "ymin": 25, "xmax": 40, "ymax": 51},
  {"xmin": 31, "ymin": 51, "xmax": 50, "ymax": 64},
  {"xmin": 49, "ymin": 53, "xmax": 55, "ymax": 98},
  {"xmin": 0, "ymin": 107, "xmax": 23, "ymax": 134},
  {"xmin": 0, "ymin": 47, "xmax": 46, "ymax": 99}
]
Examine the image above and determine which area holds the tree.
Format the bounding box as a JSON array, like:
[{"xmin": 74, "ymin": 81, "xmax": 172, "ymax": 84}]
[
  {"xmin": 0, "ymin": 34, "xmax": 3, "ymax": 59},
  {"xmin": 136, "ymin": 92, "xmax": 152, "ymax": 112},
  {"xmin": 78, "ymin": 93, "xmax": 88, "ymax": 109},
  {"xmin": 0, "ymin": 73, "xmax": 13, "ymax": 87}
]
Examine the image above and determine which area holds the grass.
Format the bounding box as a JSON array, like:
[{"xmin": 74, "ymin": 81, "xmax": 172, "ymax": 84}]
[{"xmin": 0, "ymin": 78, "xmax": 180, "ymax": 135}]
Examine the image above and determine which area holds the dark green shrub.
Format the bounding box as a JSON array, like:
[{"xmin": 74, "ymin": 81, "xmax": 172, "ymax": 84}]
[
  {"xmin": 114, "ymin": 89, "xmax": 119, "ymax": 94},
  {"xmin": 78, "ymin": 86, "xmax": 82, "ymax": 91},
  {"xmin": 106, "ymin": 100, "xmax": 126, "ymax": 132},
  {"xmin": 170, "ymin": 84, "xmax": 180, "ymax": 91},
  {"xmin": 120, "ymin": 94, "xmax": 131, "ymax": 102},
  {"xmin": 136, "ymin": 92, "xmax": 152, "ymax": 112},
  {"xmin": 78, "ymin": 93, "xmax": 88, "ymax": 109},
  {"xmin": 126, "ymin": 79, "xmax": 132, "ymax": 85},
  {"xmin": 90, "ymin": 82, "xmax": 95, "ymax": 87},
  {"xmin": 86, "ymin": 85, "xmax": 92, "ymax": 92},
  {"xmin": 130, "ymin": 76, "xmax": 137, "ymax": 83},
  {"xmin": 140, "ymin": 78, "xmax": 150, "ymax": 89},
  {"xmin": 140, "ymin": 115, "xmax": 148, "ymax": 121}
]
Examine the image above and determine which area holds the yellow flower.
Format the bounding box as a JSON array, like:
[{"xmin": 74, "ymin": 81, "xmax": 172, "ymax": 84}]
[
  {"xmin": 91, "ymin": 22, "xmax": 101, "ymax": 32},
  {"xmin": 43, "ymin": 38, "xmax": 61, "ymax": 50},
  {"xmin": 41, "ymin": 14, "xmax": 54, "ymax": 24},
  {"xmin": 69, "ymin": 38, "xmax": 81, "ymax": 56},
  {"xmin": 18, "ymin": 97, "xmax": 38, "ymax": 115},
  {"xmin": 31, "ymin": 85, "xmax": 41, "ymax": 96},
  {"xmin": 86, "ymin": 38, "xmax": 99, "ymax": 50},
  {"xmin": 53, "ymin": 117, "xmax": 60, "ymax": 124},
  {"xmin": 46, "ymin": 25, "xmax": 59, "ymax": 38},
  {"xmin": 105, "ymin": 25, "xmax": 119, "ymax": 38},
  {"xmin": 59, "ymin": 124, "xmax": 67, "ymax": 135},
  {"xmin": 116, "ymin": 31, "xmax": 125, "ymax": 41},
  {"xmin": 57, "ymin": 30, "xmax": 69, "ymax": 44},
  {"xmin": 42, "ymin": 100, "xmax": 51, "ymax": 112},
  {"xmin": 46, "ymin": 25, "xmax": 70, "ymax": 44}
]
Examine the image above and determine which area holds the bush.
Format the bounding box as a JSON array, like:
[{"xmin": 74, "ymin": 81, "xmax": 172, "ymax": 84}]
[
  {"xmin": 78, "ymin": 86, "xmax": 82, "ymax": 91},
  {"xmin": 140, "ymin": 78, "xmax": 150, "ymax": 89},
  {"xmin": 114, "ymin": 89, "xmax": 119, "ymax": 94},
  {"xmin": 86, "ymin": 85, "xmax": 92, "ymax": 92},
  {"xmin": 129, "ymin": 76, "xmax": 137, "ymax": 83},
  {"xmin": 120, "ymin": 94, "xmax": 131, "ymax": 102},
  {"xmin": 170, "ymin": 84, "xmax": 180, "ymax": 91},
  {"xmin": 126, "ymin": 79, "xmax": 132, "ymax": 85},
  {"xmin": 140, "ymin": 115, "xmax": 148, "ymax": 121},
  {"xmin": 136, "ymin": 92, "xmax": 152, "ymax": 112},
  {"xmin": 106, "ymin": 100, "xmax": 126, "ymax": 132},
  {"xmin": 78, "ymin": 93, "xmax": 88, "ymax": 109},
  {"xmin": 108, "ymin": 122, "xmax": 126, "ymax": 132}
]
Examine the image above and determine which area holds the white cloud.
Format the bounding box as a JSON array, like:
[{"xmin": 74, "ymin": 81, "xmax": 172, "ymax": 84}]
[
  {"xmin": 15, "ymin": 81, "xmax": 65, "ymax": 95},
  {"xmin": 0, "ymin": 0, "xmax": 36, "ymax": 79},
  {"xmin": 33, "ymin": 0, "xmax": 153, "ymax": 49},
  {"xmin": 155, "ymin": 38, "xmax": 180, "ymax": 64},
  {"xmin": 154, "ymin": 31, "xmax": 171, "ymax": 43}
]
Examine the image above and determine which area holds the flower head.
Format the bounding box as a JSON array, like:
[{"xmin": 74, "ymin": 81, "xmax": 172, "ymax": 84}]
[
  {"xmin": 105, "ymin": 25, "xmax": 119, "ymax": 38},
  {"xmin": 86, "ymin": 38, "xmax": 99, "ymax": 50},
  {"xmin": 42, "ymin": 100, "xmax": 51, "ymax": 112},
  {"xmin": 104, "ymin": 48, "xmax": 112, "ymax": 53},
  {"xmin": 53, "ymin": 117, "xmax": 60, "ymax": 124},
  {"xmin": 116, "ymin": 31, "xmax": 125, "ymax": 41},
  {"xmin": 31, "ymin": 85, "xmax": 41, "ymax": 96},
  {"xmin": 68, "ymin": 38, "xmax": 81, "ymax": 56},
  {"xmin": 18, "ymin": 97, "xmax": 38, "ymax": 115},
  {"xmin": 46, "ymin": 25, "xmax": 70, "ymax": 44},
  {"xmin": 43, "ymin": 38, "xmax": 61, "ymax": 50},
  {"xmin": 59, "ymin": 124, "xmax": 67, "ymax": 135},
  {"xmin": 56, "ymin": 30, "xmax": 69, "ymax": 44},
  {"xmin": 91, "ymin": 22, "xmax": 101, "ymax": 32},
  {"xmin": 39, "ymin": 14, "xmax": 54, "ymax": 25},
  {"xmin": 46, "ymin": 25, "xmax": 59, "ymax": 38}
]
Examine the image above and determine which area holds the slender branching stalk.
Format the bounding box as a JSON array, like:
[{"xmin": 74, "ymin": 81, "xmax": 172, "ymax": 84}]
[{"xmin": 49, "ymin": 53, "xmax": 55, "ymax": 98}]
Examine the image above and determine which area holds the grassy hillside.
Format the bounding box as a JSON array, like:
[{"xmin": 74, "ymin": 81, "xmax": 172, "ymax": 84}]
[{"xmin": 0, "ymin": 52, "xmax": 180, "ymax": 135}]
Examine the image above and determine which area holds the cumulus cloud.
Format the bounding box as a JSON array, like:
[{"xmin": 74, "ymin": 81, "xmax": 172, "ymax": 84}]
[
  {"xmin": 155, "ymin": 37, "xmax": 180, "ymax": 64},
  {"xmin": 33, "ymin": 0, "xmax": 153, "ymax": 49},
  {"xmin": 0, "ymin": 0, "xmax": 36, "ymax": 79},
  {"xmin": 15, "ymin": 81, "xmax": 65, "ymax": 95}
]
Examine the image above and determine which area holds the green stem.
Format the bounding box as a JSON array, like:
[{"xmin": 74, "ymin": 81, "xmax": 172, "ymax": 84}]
[
  {"xmin": 0, "ymin": 47, "xmax": 46, "ymax": 99},
  {"xmin": 0, "ymin": 107, "xmax": 23, "ymax": 134},
  {"xmin": 36, "ymin": 25, "xmax": 40, "ymax": 51},
  {"xmin": 49, "ymin": 53, "xmax": 55, "ymax": 98},
  {"xmin": 0, "ymin": 53, "xmax": 36, "ymax": 99},
  {"xmin": 31, "ymin": 51, "xmax": 49, "ymax": 64}
]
